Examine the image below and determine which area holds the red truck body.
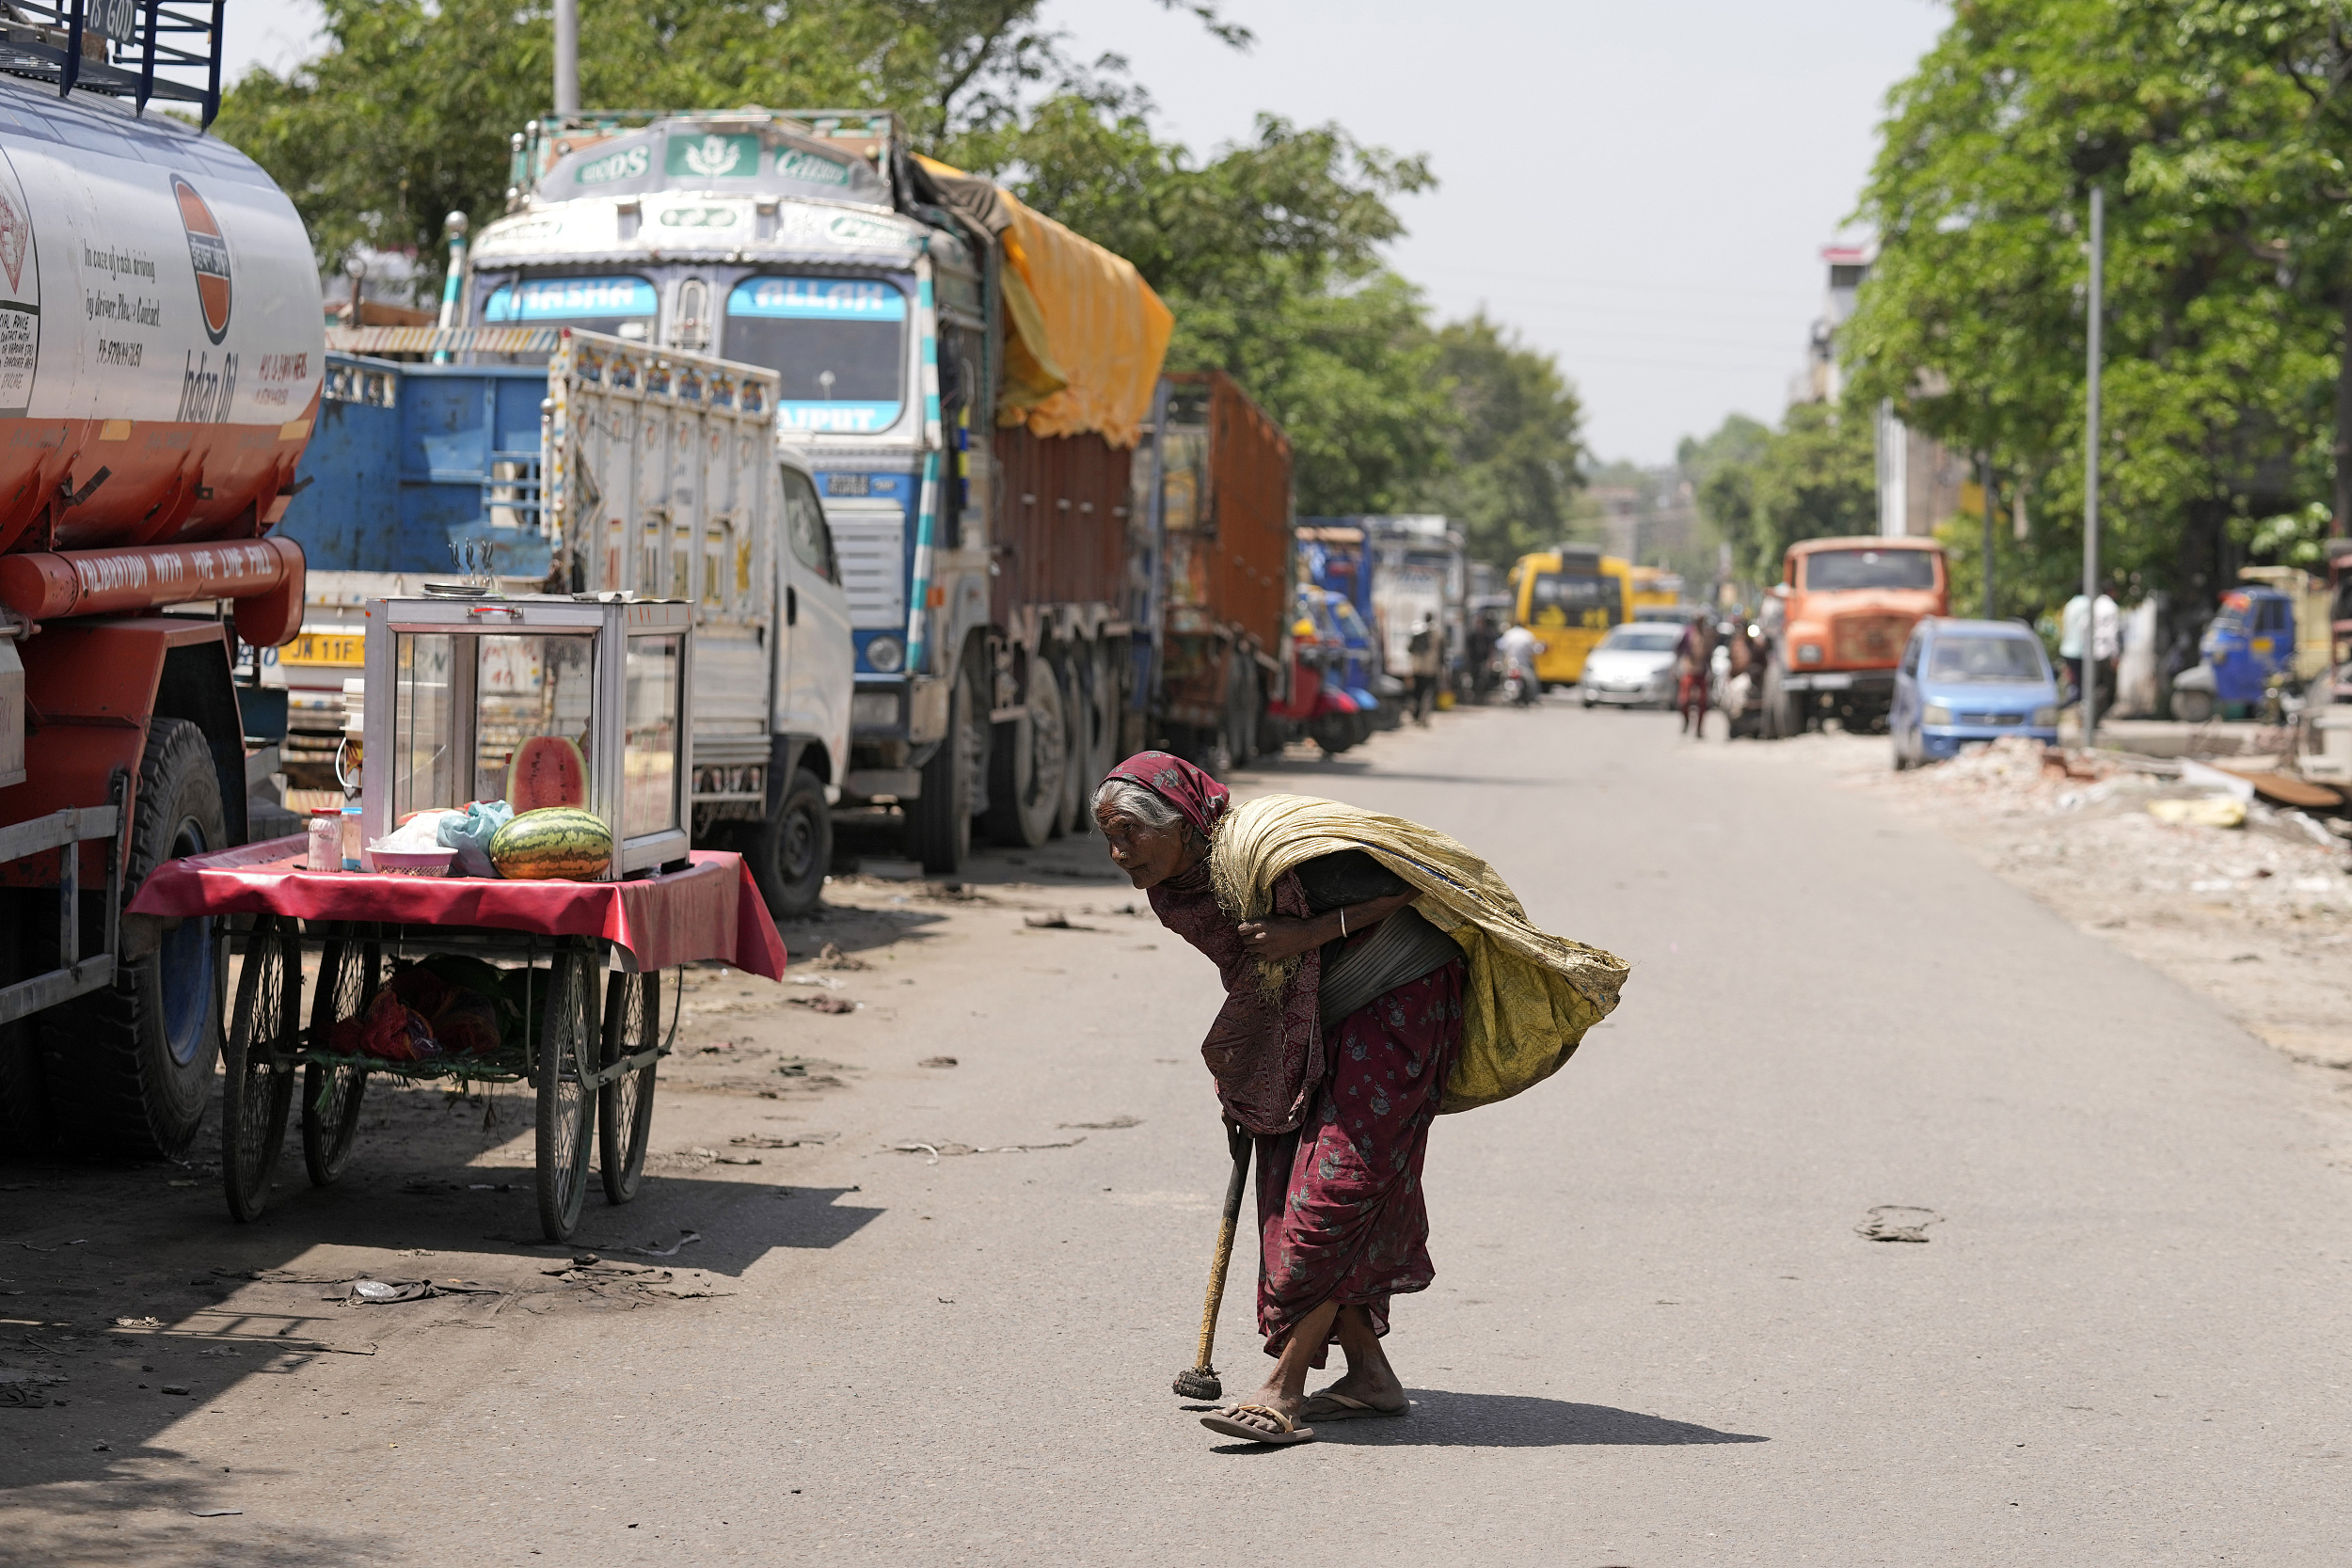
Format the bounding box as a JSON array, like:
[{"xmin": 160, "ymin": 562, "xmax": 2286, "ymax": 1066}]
[{"xmin": 1147, "ymin": 372, "xmax": 1293, "ymax": 766}]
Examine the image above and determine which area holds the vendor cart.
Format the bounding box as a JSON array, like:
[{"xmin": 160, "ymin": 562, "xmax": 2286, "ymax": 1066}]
[
  {"xmin": 129, "ymin": 589, "xmax": 786, "ymax": 1240},
  {"xmin": 131, "ymin": 843, "xmax": 786, "ymax": 1240}
]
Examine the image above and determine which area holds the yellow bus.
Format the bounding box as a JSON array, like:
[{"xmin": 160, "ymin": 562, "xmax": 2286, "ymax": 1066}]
[
  {"xmin": 1628, "ymin": 564, "xmax": 1685, "ymax": 619},
  {"xmin": 1509, "ymin": 545, "xmax": 1632, "ymax": 686}
]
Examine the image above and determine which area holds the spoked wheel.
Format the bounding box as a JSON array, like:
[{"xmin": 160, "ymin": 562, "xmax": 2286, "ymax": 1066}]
[
  {"xmin": 597, "ymin": 966, "xmax": 662, "ymax": 1205},
  {"xmin": 221, "ymin": 916, "xmax": 298, "ymax": 1223},
  {"xmin": 302, "ymin": 925, "xmax": 380, "ymax": 1186},
  {"xmin": 533, "ymin": 942, "xmax": 599, "ymax": 1242}
]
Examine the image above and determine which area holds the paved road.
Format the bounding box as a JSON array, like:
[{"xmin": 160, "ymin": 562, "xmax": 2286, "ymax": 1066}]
[{"xmin": 11, "ymin": 700, "xmax": 2352, "ymax": 1564}]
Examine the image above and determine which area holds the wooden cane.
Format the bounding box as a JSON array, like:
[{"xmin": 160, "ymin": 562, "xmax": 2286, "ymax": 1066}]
[{"xmin": 1171, "ymin": 1122, "xmax": 1254, "ymax": 1400}]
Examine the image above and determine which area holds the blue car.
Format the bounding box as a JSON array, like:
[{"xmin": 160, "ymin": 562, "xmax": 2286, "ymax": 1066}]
[{"xmin": 1890, "ymin": 618, "xmax": 2061, "ymax": 769}]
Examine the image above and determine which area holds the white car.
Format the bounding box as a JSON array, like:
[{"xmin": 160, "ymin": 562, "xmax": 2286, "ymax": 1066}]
[{"xmin": 1579, "ymin": 623, "xmax": 1683, "ymax": 708}]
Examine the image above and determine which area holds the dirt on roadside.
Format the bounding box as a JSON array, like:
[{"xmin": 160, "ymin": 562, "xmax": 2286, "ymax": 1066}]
[{"xmin": 1827, "ymin": 735, "xmax": 2352, "ymax": 1158}]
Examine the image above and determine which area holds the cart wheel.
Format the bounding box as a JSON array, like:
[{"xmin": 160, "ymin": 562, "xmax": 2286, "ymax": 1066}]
[
  {"xmin": 221, "ymin": 917, "xmax": 298, "ymax": 1223},
  {"xmin": 534, "ymin": 942, "xmax": 599, "ymax": 1242},
  {"xmin": 597, "ymin": 967, "xmax": 660, "ymax": 1204},
  {"xmin": 302, "ymin": 927, "xmax": 380, "ymax": 1187}
]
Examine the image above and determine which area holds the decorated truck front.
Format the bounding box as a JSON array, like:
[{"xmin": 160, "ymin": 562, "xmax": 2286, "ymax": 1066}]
[{"xmin": 475, "ymin": 111, "xmax": 1171, "ymax": 872}]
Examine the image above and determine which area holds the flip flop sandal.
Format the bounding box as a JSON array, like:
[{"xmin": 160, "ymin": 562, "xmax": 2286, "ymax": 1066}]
[
  {"xmin": 1303, "ymin": 1391, "xmax": 1408, "ymax": 1421},
  {"xmin": 1200, "ymin": 1403, "xmax": 1317, "ymax": 1446}
]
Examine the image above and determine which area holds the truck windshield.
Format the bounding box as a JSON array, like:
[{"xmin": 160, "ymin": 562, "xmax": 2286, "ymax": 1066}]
[
  {"xmin": 724, "ymin": 277, "xmax": 905, "ymax": 435},
  {"xmin": 482, "ymin": 276, "xmax": 657, "ymax": 340},
  {"xmin": 1803, "ymin": 549, "xmax": 1938, "ymax": 591},
  {"xmin": 1928, "ymin": 636, "xmax": 2045, "ymax": 682}
]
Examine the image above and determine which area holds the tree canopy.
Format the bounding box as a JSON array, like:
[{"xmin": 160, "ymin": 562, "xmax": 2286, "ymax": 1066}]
[
  {"xmin": 1840, "ymin": 0, "xmax": 2352, "ymax": 611},
  {"xmin": 1688, "ymin": 405, "xmax": 1874, "ymax": 586}
]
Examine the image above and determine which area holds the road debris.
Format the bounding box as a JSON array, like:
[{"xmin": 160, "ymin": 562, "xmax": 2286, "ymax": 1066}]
[
  {"xmin": 807, "ymin": 942, "xmax": 869, "ymax": 971},
  {"xmin": 888, "ymin": 1135, "xmax": 1088, "ymax": 1164},
  {"xmin": 785, "ymin": 995, "xmax": 858, "ymax": 1014},
  {"xmin": 1022, "ymin": 911, "xmax": 1097, "ymax": 930},
  {"xmin": 1855, "ymin": 1206, "xmax": 1941, "ymax": 1243},
  {"xmin": 918, "ymin": 1055, "xmax": 958, "ymax": 1068},
  {"xmin": 1060, "ymin": 1115, "xmax": 1141, "ymax": 1130},
  {"xmin": 2149, "ymin": 797, "xmax": 2247, "ymax": 829}
]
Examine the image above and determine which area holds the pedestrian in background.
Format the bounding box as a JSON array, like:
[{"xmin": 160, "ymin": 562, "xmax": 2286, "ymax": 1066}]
[
  {"xmin": 1093, "ymin": 752, "xmax": 1627, "ymax": 1447},
  {"xmin": 2060, "ymin": 590, "xmax": 2121, "ymax": 709},
  {"xmin": 1406, "ymin": 615, "xmax": 1440, "ymax": 727},
  {"xmin": 1675, "ymin": 613, "xmax": 1716, "ymax": 736}
]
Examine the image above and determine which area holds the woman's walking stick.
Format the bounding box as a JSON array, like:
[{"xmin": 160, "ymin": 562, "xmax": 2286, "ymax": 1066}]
[{"xmin": 1173, "ymin": 1122, "xmax": 1254, "ymax": 1400}]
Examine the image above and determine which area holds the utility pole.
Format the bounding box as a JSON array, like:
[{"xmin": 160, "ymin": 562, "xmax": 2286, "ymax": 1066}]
[
  {"xmin": 1979, "ymin": 450, "xmax": 1995, "ymax": 621},
  {"xmin": 553, "ymin": 0, "xmax": 579, "ymax": 117},
  {"xmin": 2082, "ymin": 185, "xmax": 2105, "ymax": 751}
]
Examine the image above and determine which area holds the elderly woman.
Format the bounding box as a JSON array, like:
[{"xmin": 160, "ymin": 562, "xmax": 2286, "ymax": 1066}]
[{"xmin": 1093, "ymin": 752, "xmax": 1628, "ymax": 1448}]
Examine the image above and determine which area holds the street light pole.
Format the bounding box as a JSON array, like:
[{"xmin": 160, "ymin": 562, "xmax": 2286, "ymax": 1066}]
[
  {"xmin": 553, "ymin": 0, "xmax": 579, "ymax": 117},
  {"xmin": 2082, "ymin": 184, "xmax": 2104, "ymax": 750},
  {"xmin": 1980, "ymin": 449, "xmax": 1995, "ymax": 621}
]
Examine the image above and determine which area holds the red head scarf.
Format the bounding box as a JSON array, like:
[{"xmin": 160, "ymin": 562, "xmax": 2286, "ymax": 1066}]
[{"xmin": 1104, "ymin": 751, "xmax": 1229, "ymax": 836}]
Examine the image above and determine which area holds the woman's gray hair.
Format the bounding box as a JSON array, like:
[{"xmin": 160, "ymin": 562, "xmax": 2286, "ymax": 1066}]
[{"xmin": 1093, "ymin": 777, "xmax": 1182, "ymax": 829}]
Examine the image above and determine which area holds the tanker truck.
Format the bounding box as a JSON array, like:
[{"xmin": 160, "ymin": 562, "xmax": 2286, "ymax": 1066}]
[
  {"xmin": 466, "ymin": 110, "xmax": 1171, "ymax": 871},
  {"xmin": 0, "ymin": 7, "xmax": 323, "ymax": 1159}
]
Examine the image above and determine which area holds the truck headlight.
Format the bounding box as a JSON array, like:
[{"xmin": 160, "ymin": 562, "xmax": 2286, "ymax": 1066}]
[
  {"xmin": 1797, "ymin": 643, "xmax": 1823, "ymax": 665},
  {"xmin": 2032, "ymin": 705, "xmax": 2057, "ymax": 726},
  {"xmin": 1923, "ymin": 703, "xmax": 1953, "ymax": 726},
  {"xmin": 864, "ymin": 635, "xmax": 905, "ymax": 673}
]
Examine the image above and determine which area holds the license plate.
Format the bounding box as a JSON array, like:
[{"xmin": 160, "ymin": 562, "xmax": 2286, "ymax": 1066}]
[{"xmin": 283, "ymin": 632, "xmax": 364, "ymax": 667}]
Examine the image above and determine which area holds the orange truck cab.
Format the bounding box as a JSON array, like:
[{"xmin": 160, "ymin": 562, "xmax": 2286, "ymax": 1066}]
[{"xmin": 1764, "ymin": 537, "xmax": 1948, "ymax": 736}]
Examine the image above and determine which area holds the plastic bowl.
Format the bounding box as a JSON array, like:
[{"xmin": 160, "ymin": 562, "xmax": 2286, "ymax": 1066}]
[{"xmin": 369, "ymin": 847, "xmax": 456, "ymax": 878}]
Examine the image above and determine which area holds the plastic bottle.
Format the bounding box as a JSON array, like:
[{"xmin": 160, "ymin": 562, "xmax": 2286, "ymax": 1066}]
[{"xmin": 308, "ymin": 809, "xmax": 342, "ymax": 873}]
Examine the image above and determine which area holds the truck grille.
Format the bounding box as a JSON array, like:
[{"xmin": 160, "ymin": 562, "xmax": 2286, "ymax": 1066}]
[
  {"xmin": 825, "ymin": 504, "xmax": 905, "ymax": 629},
  {"xmin": 1833, "ymin": 613, "xmax": 1913, "ymax": 665}
]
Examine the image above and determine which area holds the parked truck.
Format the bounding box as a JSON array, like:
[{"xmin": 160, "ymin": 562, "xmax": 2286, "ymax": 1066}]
[
  {"xmin": 1365, "ymin": 515, "xmax": 1465, "ymax": 692},
  {"xmin": 1132, "ymin": 371, "xmax": 1294, "ymax": 772},
  {"xmin": 269, "ymin": 324, "xmax": 853, "ymax": 916},
  {"xmin": 1761, "ymin": 535, "xmax": 1948, "ymax": 736},
  {"xmin": 465, "ymin": 111, "xmax": 1171, "ymax": 871},
  {"xmin": 0, "ymin": 8, "xmax": 322, "ymax": 1158}
]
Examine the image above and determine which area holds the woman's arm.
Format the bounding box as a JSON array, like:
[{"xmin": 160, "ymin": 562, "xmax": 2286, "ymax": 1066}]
[{"xmin": 1235, "ymin": 889, "xmax": 1418, "ymax": 961}]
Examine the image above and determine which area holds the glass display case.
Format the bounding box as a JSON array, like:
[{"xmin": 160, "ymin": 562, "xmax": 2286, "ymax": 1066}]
[{"xmin": 359, "ymin": 595, "xmax": 693, "ymax": 876}]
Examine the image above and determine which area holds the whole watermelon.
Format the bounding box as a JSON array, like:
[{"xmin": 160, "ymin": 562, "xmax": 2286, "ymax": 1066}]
[{"xmin": 488, "ymin": 807, "xmax": 613, "ymax": 880}]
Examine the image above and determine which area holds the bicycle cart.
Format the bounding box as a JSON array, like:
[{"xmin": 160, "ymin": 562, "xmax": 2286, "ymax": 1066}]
[{"xmin": 129, "ymin": 843, "xmax": 786, "ymax": 1241}]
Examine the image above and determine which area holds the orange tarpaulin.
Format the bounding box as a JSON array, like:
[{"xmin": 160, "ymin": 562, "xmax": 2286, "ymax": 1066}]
[{"xmin": 916, "ymin": 155, "xmax": 1172, "ymax": 449}]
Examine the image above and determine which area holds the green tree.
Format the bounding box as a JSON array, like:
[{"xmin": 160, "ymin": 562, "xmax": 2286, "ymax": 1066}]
[
  {"xmin": 1842, "ymin": 0, "xmax": 2342, "ymax": 621},
  {"xmin": 1404, "ymin": 313, "xmax": 1587, "ymax": 566},
  {"xmin": 215, "ymin": 0, "xmax": 1248, "ymax": 295},
  {"xmin": 1690, "ymin": 404, "xmax": 1875, "ymax": 585},
  {"xmin": 961, "ymin": 98, "xmax": 1451, "ymax": 513}
]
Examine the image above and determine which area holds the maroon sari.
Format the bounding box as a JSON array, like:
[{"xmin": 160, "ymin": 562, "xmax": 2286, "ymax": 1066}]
[{"xmin": 1107, "ymin": 752, "xmax": 1464, "ymax": 1362}]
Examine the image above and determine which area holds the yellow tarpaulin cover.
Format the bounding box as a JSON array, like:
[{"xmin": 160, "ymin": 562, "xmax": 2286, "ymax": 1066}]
[
  {"xmin": 1209, "ymin": 794, "xmax": 1631, "ymax": 1113},
  {"xmin": 916, "ymin": 155, "xmax": 1172, "ymax": 449}
]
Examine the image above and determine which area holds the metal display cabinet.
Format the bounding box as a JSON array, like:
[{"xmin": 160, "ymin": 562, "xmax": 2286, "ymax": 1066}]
[{"xmin": 360, "ymin": 595, "xmax": 694, "ymax": 876}]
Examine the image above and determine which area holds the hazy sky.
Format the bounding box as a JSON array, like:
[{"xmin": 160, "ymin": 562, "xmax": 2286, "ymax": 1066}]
[{"xmin": 217, "ymin": 0, "xmax": 1951, "ymax": 464}]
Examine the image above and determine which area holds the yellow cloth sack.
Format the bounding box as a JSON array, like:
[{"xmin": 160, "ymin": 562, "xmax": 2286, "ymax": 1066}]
[{"xmin": 1210, "ymin": 794, "xmax": 1629, "ymax": 1113}]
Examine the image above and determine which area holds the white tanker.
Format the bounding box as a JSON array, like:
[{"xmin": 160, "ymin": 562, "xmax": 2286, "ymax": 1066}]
[{"xmin": 0, "ymin": 7, "xmax": 326, "ymax": 1164}]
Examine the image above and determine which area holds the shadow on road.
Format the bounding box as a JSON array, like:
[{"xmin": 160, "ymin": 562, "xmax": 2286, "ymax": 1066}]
[{"xmin": 1199, "ymin": 1393, "xmax": 1768, "ymax": 1452}]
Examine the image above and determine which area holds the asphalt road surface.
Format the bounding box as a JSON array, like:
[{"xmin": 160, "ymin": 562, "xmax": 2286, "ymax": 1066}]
[{"xmin": 8, "ymin": 699, "xmax": 2351, "ymax": 1565}]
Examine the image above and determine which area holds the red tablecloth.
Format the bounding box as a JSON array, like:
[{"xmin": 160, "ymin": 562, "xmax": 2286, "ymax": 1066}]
[{"xmin": 128, "ymin": 838, "xmax": 787, "ymax": 980}]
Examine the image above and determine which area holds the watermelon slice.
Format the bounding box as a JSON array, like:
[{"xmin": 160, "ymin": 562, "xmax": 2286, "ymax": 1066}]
[{"xmin": 506, "ymin": 735, "xmax": 588, "ymax": 811}]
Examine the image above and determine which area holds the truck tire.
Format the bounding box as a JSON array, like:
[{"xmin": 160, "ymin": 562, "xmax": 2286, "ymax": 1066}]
[
  {"xmin": 1763, "ymin": 658, "xmax": 1804, "ymax": 740},
  {"xmin": 0, "ymin": 896, "xmax": 52, "ymax": 1156},
  {"xmin": 1081, "ymin": 640, "xmax": 1123, "ymax": 829},
  {"xmin": 1062, "ymin": 641, "xmax": 1111, "ymax": 837},
  {"xmin": 743, "ymin": 767, "xmax": 831, "ymax": 919},
  {"xmin": 983, "ymin": 657, "xmax": 1068, "ymax": 848},
  {"xmin": 39, "ymin": 718, "xmax": 226, "ymax": 1160},
  {"xmin": 906, "ymin": 670, "xmax": 977, "ymax": 874},
  {"xmin": 1050, "ymin": 655, "xmax": 1085, "ymax": 838}
]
